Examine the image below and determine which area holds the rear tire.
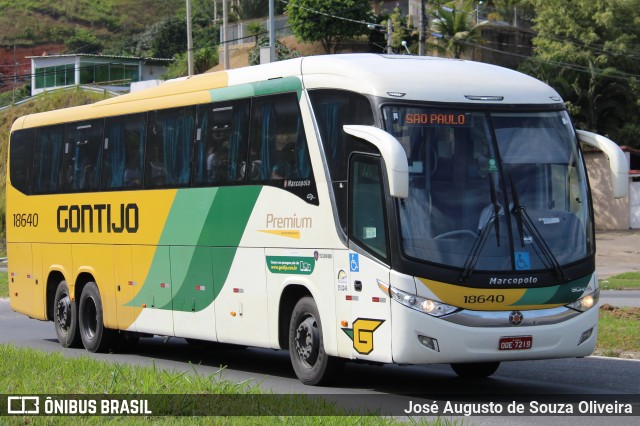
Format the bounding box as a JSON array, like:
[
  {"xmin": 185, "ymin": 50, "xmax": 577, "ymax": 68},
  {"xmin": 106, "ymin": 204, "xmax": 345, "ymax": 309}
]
[
  {"xmin": 450, "ymin": 361, "xmax": 500, "ymax": 378},
  {"xmin": 78, "ymin": 282, "xmax": 115, "ymax": 353},
  {"xmin": 288, "ymin": 296, "xmax": 341, "ymax": 386},
  {"xmin": 53, "ymin": 280, "xmax": 81, "ymax": 348}
]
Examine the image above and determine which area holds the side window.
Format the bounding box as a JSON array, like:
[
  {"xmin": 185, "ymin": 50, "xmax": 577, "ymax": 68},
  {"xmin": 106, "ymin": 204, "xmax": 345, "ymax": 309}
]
[
  {"xmin": 146, "ymin": 106, "xmax": 195, "ymax": 189},
  {"xmin": 33, "ymin": 125, "xmax": 65, "ymax": 194},
  {"xmin": 9, "ymin": 129, "xmax": 35, "ymax": 195},
  {"xmin": 248, "ymin": 92, "xmax": 312, "ymax": 183},
  {"xmin": 308, "ymin": 89, "xmax": 375, "ymax": 181},
  {"xmin": 102, "ymin": 114, "xmax": 146, "ymax": 190},
  {"xmin": 349, "ymin": 155, "xmax": 388, "ymax": 260},
  {"xmin": 194, "ymin": 100, "xmax": 250, "ymax": 186},
  {"xmin": 62, "ymin": 120, "xmax": 103, "ymax": 192}
]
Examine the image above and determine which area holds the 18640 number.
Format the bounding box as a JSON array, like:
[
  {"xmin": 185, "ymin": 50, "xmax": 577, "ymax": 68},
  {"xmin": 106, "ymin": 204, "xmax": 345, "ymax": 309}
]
[
  {"xmin": 13, "ymin": 213, "xmax": 39, "ymax": 228},
  {"xmin": 463, "ymin": 294, "xmax": 505, "ymax": 304}
]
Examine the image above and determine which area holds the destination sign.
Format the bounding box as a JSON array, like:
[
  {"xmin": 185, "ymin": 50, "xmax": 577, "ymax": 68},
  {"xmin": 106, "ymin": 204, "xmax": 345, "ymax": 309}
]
[{"xmin": 405, "ymin": 112, "xmax": 472, "ymax": 127}]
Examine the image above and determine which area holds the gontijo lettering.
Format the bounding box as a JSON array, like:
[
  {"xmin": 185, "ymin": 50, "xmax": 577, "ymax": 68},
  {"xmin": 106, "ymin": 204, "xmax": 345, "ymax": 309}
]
[{"xmin": 57, "ymin": 203, "xmax": 139, "ymax": 233}]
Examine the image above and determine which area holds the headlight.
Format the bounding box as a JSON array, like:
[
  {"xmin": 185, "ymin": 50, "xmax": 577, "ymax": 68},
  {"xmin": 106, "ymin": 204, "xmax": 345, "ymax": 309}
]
[
  {"xmin": 386, "ymin": 284, "xmax": 459, "ymax": 317},
  {"xmin": 566, "ymin": 289, "xmax": 599, "ymax": 312}
]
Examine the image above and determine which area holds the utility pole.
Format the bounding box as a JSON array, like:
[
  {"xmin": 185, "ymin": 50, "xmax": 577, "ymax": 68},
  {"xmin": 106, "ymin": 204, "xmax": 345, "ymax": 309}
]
[
  {"xmin": 222, "ymin": 0, "xmax": 230, "ymax": 69},
  {"xmin": 269, "ymin": 0, "xmax": 276, "ymax": 62},
  {"xmin": 186, "ymin": 0, "xmax": 194, "ymax": 76},
  {"xmin": 387, "ymin": 19, "xmax": 393, "ymax": 54},
  {"xmin": 418, "ymin": 0, "xmax": 426, "ymax": 56},
  {"xmin": 12, "ymin": 44, "xmax": 17, "ymax": 104}
]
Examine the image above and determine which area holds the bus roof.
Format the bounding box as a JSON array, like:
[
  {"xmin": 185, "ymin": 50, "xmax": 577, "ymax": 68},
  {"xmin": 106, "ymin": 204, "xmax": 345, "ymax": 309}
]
[{"xmin": 12, "ymin": 54, "xmax": 563, "ymax": 131}]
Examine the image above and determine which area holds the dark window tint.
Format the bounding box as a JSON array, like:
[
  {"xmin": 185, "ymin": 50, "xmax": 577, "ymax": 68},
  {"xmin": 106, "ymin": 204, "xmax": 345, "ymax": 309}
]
[
  {"xmin": 9, "ymin": 129, "xmax": 35, "ymax": 195},
  {"xmin": 309, "ymin": 90, "xmax": 375, "ymax": 181},
  {"xmin": 102, "ymin": 114, "xmax": 146, "ymax": 190},
  {"xmin": 146, "ymin": 107, "xmax": 195, "ymax": 188},
  {"xmin": 194, "ymin": 100, "xmax": 250, "ymax": 186},
  {"xmin": 349, "ymin": 155, "xmax": 388, "ymax": 260},
  {"xmin": 248, "ymin": 93, "xmax": 312, "ymax": 183},
  {"xmin": 62, "ymin": 120, "xmax": 103, "ymax": 192},
  {"xmin": 33, "ymin": 125, "xmax": 65, "ymax": 194}
]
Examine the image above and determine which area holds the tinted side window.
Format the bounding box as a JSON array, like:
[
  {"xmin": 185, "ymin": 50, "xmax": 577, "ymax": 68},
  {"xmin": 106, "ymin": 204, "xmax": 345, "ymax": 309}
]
[
  {"xmin": 102, "ymin": 114, "xmax": 146, "ymax": 190},
  {"xmin": 308, "ymin": 89, "xmax": 375, "ymax": 181},
  {"xmin": 146, "ymin": 107, "xmax": 195, "ymax": 189},
  {"xmin": 33, "ymin": 125, "xmax": 65, "ymax": 194},
  {"xmin": 9, "ymin": 129, "xmax": 36, "ymax": 195},
  {"xmin": 194, "ymin": 100, "xmax": 250, "ymax": 186},
  {"xmin": 249, "ymin": 93, "xmax": 312, "ymax": 183},
  {"xmin": 62, "ymin": 120, "xmax": 103, "ymax": 192}
]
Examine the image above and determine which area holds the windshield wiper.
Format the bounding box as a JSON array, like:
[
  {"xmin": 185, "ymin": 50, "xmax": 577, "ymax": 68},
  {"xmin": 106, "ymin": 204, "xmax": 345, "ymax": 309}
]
[
  {"xmin": 509, "ymin": 175, "xmax": 566, "ymax": 281},
  {"xmin": 460, "ymin": 176, "xmax": 501, "ymax": 282}
]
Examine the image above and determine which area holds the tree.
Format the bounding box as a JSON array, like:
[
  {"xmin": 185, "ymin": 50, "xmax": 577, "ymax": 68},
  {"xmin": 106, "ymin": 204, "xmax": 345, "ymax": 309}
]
[
  {"xmin": 248, "ymin": 37, "xmax": 301, "ymax": 65},
  {"xmin": 526, "ymin": 0, "xmax": 640, "ymax": 147},
  {"xmin": 164, "ymin": 46, "xmax": 219, "ymax": 79},
  {"xmin": 286, "ymin": 0, "xmax": 371, "ymax": 54},
  {"xmin": 432, "ymin": 2, "xmax": 481, "ymax": 59},
  {"xmin": 382, "ymin": 7, "xmax": 417, "ymax": 53}
]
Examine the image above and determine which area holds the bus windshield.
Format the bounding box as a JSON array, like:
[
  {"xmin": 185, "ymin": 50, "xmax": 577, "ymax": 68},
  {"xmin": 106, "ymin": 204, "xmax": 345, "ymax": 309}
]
[{"xmin": 383, "ymin": 107, "xmax": 592, "ymax": 273}]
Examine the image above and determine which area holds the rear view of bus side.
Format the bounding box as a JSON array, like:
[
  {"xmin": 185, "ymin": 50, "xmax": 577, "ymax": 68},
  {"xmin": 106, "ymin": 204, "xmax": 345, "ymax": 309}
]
[{"xmin": 7, "ymin": 54, "xmax": 627, "ymax": 385}]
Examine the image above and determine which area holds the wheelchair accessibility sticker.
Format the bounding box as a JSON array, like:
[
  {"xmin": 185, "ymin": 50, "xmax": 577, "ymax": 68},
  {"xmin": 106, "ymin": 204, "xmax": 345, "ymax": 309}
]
[
  {"xmin": 515, "ymin": 252, "xmax": 531, "ymax": 270},
  {"xmin": 350, "ymin": 253, "xmax": 359, "ymax": 272}
]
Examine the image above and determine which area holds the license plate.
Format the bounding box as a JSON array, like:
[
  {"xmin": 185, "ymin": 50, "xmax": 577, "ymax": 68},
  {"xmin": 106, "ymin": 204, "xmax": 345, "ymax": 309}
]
[{"xmin": 498, "ymin": 336, "xmax": 533, "ymax": 351}]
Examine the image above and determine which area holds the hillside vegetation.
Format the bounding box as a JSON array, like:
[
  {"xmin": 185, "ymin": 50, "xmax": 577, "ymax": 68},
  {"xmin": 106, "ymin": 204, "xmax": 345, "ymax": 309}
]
[
  {"xmin": 0, "ymin": 0, "xmax": 183, "ymax": 51},
  {"xmin": 0, "ymin": 88, "xmax": 113, "ymax": 246}
]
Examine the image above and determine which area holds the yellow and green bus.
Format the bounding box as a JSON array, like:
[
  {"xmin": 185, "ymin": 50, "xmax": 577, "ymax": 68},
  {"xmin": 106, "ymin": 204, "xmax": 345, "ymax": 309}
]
[{"xmin": 7, "ymin": 54, "xmax": 628, "ymax": 385}]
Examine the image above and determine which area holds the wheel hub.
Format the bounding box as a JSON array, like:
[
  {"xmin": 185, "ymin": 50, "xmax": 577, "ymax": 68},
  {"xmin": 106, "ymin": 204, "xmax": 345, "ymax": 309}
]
[
  {"xmin": 295, "ymin": 316, "xmax": 319, "ymax": 366},
  {"xmin": 56, "ymin": 296, "xmax": 71, "ymax": 330}
]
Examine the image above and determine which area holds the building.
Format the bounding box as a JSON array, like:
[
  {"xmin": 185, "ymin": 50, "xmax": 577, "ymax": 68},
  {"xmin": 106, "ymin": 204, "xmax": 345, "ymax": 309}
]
[
  {"xmin": 584, "ymin": 145, "xmax": 640, "ymax": 230},
  {"xmin": 28, "ymin": 54, "xmax": 172, "ymax": 96}
]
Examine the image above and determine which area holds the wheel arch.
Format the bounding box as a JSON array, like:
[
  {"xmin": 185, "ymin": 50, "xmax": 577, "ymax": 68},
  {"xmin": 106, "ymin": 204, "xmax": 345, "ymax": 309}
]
[
  {"xmin": 278, "ymin": 284, "xmax": 313, "ymax": 350},
  {"xmin": 45, "ymin": 270, "xmax": 66, "ymax": 321}
]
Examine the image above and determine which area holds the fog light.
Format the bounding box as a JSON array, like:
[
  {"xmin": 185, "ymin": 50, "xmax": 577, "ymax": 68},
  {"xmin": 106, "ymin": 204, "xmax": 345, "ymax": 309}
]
[
  {"xmin": 578, "ymin": 327, "xmax": 593, "ymax": 346},
  {"xmin": 418, "ymin": 335, "xmax": 440, "ymax": 352}
]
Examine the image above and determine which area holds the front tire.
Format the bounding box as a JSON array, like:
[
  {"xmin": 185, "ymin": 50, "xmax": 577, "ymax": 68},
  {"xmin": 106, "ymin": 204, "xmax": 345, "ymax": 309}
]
[
  {"xmin": 288, "ymin": 296, "xmax": 341, "ymax": 385},
  {"xmin": 78, "ymin": 282, "xmax": 115, "ymax": 353},
  {"xmin": 53, "ymin": 280, "xmax": 81, "ymax": 348},
  {"xmin": 451, "ymin": 361, "xmax": 500, "ymax": 378}
]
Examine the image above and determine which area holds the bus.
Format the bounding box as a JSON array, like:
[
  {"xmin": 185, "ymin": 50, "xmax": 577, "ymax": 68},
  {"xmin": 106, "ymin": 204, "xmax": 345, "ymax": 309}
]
[{"xmin": 7, "ymin": 54, "xmax": 629, "ymax": 385}]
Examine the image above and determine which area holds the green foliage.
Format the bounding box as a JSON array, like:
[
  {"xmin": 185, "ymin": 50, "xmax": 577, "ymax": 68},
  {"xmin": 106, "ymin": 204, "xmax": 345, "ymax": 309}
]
[
  {"xmin": 248, "ymin": 37, "xmax": 301, "ymax": 66},
  {"xmin": 164, "ymin": 47, "xmax": 219, "ymax": 79},
  {"xmin": 65, "ymin": 28, "xmax": 103, "ymax": 54},
  {"xmin": 600, "ymin": 272, "xmax": 640, "ymax": 290},
  {"xmin": 525, "ymin": 0, "xmax": 640, "ymax": 148},
  {"xmin": 0, "ymin": 272, "xmax": 7, "ymax": 298},
  {"xmin": 432, "ymin": 1, "xmax": 481, "ymax": 59},
  {"xmin": 0, "ymin": 0, "xmax": 184, "ymax": 50},
  {"xmin": 381, "ymin": 7, "xmax": 417, "ymax": 53},
  {"xmin": 133, "ymin": 17, "xmax": 187, "ymax": 59},
  {"xmin": 286, "ymin": 0, "xmax": 371, "ymax": 53}
]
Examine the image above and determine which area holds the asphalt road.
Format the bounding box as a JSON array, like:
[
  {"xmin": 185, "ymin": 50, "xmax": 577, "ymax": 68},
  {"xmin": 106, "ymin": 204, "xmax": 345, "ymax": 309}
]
[{"xmin": 0, "ymin": 298, "xmax": 638, "ymax": 425}]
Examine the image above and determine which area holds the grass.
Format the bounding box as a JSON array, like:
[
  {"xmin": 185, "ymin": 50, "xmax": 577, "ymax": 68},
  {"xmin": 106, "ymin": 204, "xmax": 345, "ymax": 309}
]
[
  {"xmin": 0, "ymin": 271, "xmax": 7, "ymax": 298},
  {"xmin": 599, "ymin": 272, "xmax": 640, "ymax": 290},
  {"xmin": 596, "ymin": 306, "xmax": 640, "ymax": 355},
  {"xmin": 0, "ymin": 343, "xmax": 447, "ymax": 425}
]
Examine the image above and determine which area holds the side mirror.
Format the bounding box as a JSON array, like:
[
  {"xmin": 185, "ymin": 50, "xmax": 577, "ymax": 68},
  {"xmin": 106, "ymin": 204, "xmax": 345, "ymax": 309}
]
[
  {"xmin": 343, "ymin": 125, "xmax": 409, "ymax": 198},
  {"xmin": 576, "ymin": 130, "xmax": 629, "ymax": 199}
]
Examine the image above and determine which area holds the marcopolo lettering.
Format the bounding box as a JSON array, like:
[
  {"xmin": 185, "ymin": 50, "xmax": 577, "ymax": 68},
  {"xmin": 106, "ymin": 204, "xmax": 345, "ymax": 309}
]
[
  {"xmin": 57, "ymin": 203, "xmax": 139, "ymax": 233},
  {"xmin": 489, "ymin": 276, "xmax": 538, "ymax": 285}
]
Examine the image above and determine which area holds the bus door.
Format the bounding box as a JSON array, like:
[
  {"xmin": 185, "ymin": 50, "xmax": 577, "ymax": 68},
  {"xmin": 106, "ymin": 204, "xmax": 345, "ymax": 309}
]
[{"xmin": 343, "ymin": 154, "xmax": 393, "ymax": 363}]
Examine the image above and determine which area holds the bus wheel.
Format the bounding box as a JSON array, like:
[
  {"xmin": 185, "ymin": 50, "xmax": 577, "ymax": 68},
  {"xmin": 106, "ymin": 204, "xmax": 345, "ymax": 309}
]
[
  {"xmin": 78, "ymin": 282, "xmax": 115, "ymax": 353},
  {"xmin": 450, "ymin": 362, "xmax": 500, "ymax": 378},
  {"xmin": 289, "ymin": 297, "xmax": 340, "ymax": 386},
  {"xmin": 53, "ymin": 280, "xmax": 82, "ymax": 348}
]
